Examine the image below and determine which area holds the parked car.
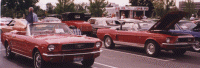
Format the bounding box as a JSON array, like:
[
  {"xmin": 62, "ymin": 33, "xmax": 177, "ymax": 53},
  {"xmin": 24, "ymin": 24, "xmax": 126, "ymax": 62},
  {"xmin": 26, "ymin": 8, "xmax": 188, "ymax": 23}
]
[
  {"xmin": 1, "ymin": 19, "xmax": 27, "ymax": 34},
  {"xmin": 88, "ymin": 17, "xmax": 119, "ymax": 36},
  {"xmin": 41, "ymin": 17, "xmax": 61, "ymax": 23},
  {"xmin": 97, "ymin": 11, "xmax": 196, "ymax": 57},
  {"xmin": 62, "ymin": 12, "xmax": 92, "ymax": 36},
  {"xmin": 1, "ymin": 23, "xmax": 102, "ymax": 68},
  {"xmin": 169, "ymin": 20, "xmax": 200, "ymax": 51},
  {"xmin": 0, "ymin": 17, "xmax": 12, "ymax": 30}
]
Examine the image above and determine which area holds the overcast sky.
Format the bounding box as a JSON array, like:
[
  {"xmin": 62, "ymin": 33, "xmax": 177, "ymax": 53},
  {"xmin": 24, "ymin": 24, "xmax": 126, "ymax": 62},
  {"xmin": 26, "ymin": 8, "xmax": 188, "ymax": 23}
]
[{"xmin": 36, "ymin": 0, "xmax": 200, "ymax": 10}]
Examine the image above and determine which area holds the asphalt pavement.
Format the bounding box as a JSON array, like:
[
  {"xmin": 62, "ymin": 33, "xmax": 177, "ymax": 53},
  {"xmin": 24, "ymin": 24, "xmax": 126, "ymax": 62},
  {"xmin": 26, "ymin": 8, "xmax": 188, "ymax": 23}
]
[{"xmin": 1, "ymin": 36, "xmax": 200, "ymax": 68}]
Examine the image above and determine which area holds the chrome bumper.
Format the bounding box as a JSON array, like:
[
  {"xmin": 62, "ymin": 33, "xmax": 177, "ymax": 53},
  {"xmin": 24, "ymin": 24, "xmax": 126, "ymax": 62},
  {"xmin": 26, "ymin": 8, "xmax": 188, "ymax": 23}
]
[
  {"xmin": 42, "ymin": 50, "xmax": 102, "ymax": 57},
  {"xmin": 162, "ymin": 42, "xmax": 196, "ymax": 46}
]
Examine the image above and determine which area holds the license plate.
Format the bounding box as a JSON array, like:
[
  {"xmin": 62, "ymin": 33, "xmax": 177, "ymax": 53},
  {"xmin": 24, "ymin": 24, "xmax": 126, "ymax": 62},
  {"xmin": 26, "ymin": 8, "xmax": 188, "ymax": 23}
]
[{"xmin": 73, "ymin": 56, "xmax": 83, "ymax": 62}]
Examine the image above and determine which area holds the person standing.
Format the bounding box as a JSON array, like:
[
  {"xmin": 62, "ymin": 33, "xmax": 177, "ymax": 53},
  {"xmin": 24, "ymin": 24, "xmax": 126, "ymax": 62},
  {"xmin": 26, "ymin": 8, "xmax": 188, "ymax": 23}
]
[
  {"xmin": 26, "ymin": 7, "xmax": 38, "ymax": 24},
  {"xmin": 190, "ymin": 14, "xmax": 195, "ymax": 21}
]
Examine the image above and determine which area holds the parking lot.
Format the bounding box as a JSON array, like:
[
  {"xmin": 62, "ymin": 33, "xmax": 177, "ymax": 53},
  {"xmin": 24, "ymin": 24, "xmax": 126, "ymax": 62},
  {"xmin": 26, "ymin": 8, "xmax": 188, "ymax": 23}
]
[{"xmin": 1, "ymin": 35, "xmax": 200, "ymax": 68}]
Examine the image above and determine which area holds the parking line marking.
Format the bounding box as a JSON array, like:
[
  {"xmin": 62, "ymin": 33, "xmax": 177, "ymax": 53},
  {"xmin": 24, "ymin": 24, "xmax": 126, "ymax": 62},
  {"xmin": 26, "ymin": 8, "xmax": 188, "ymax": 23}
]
[
  {"xmin": 94, "ymin": 62, "xmax": 118, "ymax": 68},
  {"xmin": 74, "ymin": 62, "xmax": 118, "ymax": 68},
  {"xmin": 101, "ymin": 48, "xmax": 175, "ymax": 61}
]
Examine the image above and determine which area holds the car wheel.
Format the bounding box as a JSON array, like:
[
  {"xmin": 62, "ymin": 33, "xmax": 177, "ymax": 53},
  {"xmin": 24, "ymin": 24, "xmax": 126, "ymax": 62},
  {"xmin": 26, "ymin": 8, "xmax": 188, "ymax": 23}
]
[
  {"xmin": 6, "ymin": 45, "xmax": 15, "ymax": 59},
  {"xmin": 81, "ymin": 59, "xmax": 95, "ymax": 67},
  {"xmin": 192, "ymin": 41, "xmax": 200, "ymax": 52},
  {"xmin": 104, "ymin": 36, "xmax": 115, "ymax": 49},
  {"xmin": 34, "ymin": 51, "xmax": 45, "ymax": 68},
  {"xmin": 172, "ymin": 49, "xmax": 186, "ymax": 55},
  {"xmin": 145, "ymin": 41, "xmax": 160, "ymax": 57}
]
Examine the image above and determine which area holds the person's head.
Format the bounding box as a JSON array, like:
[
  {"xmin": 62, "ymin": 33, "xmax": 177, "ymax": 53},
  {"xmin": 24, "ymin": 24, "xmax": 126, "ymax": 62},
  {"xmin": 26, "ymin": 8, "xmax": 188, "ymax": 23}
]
[
  {"xmin": 192, "ymin": 14, "xmax": 194, "ymax": 17},
  {"xmin": 29, "ymin": 7, "xmax": 34, "ymax": 12}
]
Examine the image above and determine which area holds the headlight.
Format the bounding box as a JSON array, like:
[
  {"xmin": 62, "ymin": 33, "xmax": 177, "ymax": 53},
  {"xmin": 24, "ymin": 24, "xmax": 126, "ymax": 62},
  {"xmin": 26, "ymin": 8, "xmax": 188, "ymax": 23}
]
[
  {"xmin": 96, "ymin": 42, "xmax": 101, "ymax": 48},
  {"xmin": 166, "ymin": 38, "xmax": 170, "ymax": 43},
  {"xmin": 48, "ymin": 45, "xmax": 55, "ymax": 51}
]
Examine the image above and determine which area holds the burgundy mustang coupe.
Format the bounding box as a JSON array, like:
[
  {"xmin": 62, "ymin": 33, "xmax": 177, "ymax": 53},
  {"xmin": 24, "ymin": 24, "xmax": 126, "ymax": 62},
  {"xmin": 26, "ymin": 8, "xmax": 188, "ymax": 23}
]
[
  {"xmin": 97, "ymin": 11, "xmax": 196, "ymax": 57},
  {"xmin": 1, "ymin": 23, "xmax": 102, "ymax": 68}
]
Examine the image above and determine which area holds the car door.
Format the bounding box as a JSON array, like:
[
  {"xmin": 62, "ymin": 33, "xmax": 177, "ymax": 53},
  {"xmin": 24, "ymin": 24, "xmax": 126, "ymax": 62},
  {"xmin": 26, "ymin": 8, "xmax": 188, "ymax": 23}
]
[
  {"xmin": 115, "ymin": 23, "xmax": 139, "ymax": 45},
  {"xmin": 12, "ymin": 31, "xmax": 28, "ymax": 55}
]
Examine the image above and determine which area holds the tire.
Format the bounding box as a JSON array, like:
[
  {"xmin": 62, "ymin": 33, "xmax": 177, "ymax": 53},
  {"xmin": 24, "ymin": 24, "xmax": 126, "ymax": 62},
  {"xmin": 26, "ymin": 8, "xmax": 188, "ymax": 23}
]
[
  {"xmin": 104, "ymin": 36, "xmax": 115, "ymax": 49},
  {"xmin": 6, "ymin": 45, "xmax": 15, "ymax": 59},
  {"xmin": 191, "ymin": 41, "xmax": 200, "ymax": 52},
  {"xmin": 145, "ymin": 41, "xmax": 160, "ymax": 57},
  {"xmin": 172, "ymin": 49, "xmax": 186, "ymax": 55},
  {"xmin": 34, "ymin": 51, "xmax": 45, "ymax": 68},
  {"xmin": 81, "ymin": 59, "xmax": 95, "ymax": 67}
]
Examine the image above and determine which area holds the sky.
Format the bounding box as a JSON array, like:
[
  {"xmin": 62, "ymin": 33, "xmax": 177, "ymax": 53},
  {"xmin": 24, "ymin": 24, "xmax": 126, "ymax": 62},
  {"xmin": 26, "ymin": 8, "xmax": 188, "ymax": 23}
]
[{"xmin": 36, "ymin": 0, "xmax": 200, "ymax": 10}]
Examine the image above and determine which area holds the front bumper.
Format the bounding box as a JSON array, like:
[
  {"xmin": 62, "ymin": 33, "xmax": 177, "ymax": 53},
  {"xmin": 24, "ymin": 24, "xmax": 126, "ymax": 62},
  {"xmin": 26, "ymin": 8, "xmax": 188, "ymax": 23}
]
[
  {"xmin": 43, "ymin": 50, "xmax": 102, "ymax": 57},
  {"xmin": 42, "ymin": 50, "xmax": 102, "ymax": 63},
  {"xmin": 161, "ymin": 42, "xmax": 196, "ymax": 49}
]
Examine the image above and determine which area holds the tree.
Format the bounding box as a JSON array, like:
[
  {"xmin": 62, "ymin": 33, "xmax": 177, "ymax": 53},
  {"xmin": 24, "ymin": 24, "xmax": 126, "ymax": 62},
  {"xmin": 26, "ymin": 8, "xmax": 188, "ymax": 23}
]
[
  {"xmin": 46, "ymin": 3, "xmax": 54, "ymax": 14},
  {"xmin": 54, "ymin": 0, "xmax": 75, "ymax": 14},
  {"xmin": 152, "ymin": 1, "xmax": 165, "ymax": 18},
  {"xmin": 88, "ymin": 0, "xmax": 108, "ymax": 17},
  {"xmin": 183, "ymin": 0, "xmax": 197, "ymax": 18},
  {"xmin": 1, "ymin": 0, "xmax": 39, "ymax": 18}
]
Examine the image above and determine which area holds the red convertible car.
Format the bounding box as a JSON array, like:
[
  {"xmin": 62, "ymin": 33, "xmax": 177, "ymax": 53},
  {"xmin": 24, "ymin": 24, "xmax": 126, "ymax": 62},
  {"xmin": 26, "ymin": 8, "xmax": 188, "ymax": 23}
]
[
  {"xmin": 62, "ymin": 12, "xmax": 92, "ymax": 36},
  {"xmin": 1, "ymin": 23, "xmax": 102, "ymax": 68},
  {"xmin": 97, "ymin": 11, "xmax": 196, "ymax": 56}
]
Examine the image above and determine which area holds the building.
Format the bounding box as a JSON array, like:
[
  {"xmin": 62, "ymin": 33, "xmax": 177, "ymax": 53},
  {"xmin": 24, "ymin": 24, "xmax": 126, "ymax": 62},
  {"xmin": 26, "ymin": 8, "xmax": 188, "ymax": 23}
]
[{"xmin": 179, "ymin": 1, "xmax": 200, "ymax": 11}]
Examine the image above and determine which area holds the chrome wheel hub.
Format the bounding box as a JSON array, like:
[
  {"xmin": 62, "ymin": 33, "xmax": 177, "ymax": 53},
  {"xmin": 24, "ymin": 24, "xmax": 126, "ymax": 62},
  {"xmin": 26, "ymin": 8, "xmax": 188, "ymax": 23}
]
[
  {"xmin": 147, "ymin": 43, "xmax": 155, "ymax": 55},
  {"xmin": 192, "ymin": 41, "xmax": 200, "ymax": 51},
  {"xmin": 105, "ymin": 37, "xmax": 111, "ymax": 47},
  {"xmin": 6, "ymin": 46, "xmax": 10, "ymax": 56},
  {"xmin": 35, "ymin": 54, "xmax": 42, "ymax": 68}
]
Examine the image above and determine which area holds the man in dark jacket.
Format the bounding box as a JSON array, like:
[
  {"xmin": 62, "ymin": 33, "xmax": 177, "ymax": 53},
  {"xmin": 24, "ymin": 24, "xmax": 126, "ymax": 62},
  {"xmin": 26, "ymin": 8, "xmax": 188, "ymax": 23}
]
[{"xmin": 26, "ymin": 7, "xmax": 38, "ymax": 24}]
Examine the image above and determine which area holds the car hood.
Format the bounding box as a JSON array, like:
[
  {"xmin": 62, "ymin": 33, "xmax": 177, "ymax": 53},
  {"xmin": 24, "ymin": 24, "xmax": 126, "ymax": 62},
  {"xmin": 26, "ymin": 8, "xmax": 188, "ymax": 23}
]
[
  {"xmin": 149, "ymin": 11, "xmax": 187, "ymax": 31},
  {"xmin": 170, "ymin": 30, "xmax": 200, "ymax": 37},
  {"xmin": 33, "ymin": 34, "xmax": 100, "ymax": 44}
]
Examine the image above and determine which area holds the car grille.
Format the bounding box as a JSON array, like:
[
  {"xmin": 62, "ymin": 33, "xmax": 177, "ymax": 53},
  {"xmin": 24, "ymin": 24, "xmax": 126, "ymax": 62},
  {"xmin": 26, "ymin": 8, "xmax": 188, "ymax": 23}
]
[
  {"xmin": 177, "ymin": 38, "xmax": 194, "ymax": 42},
  {"xmin": 62, "ymin": 43, "xmax": 94, "ymax": 50}
]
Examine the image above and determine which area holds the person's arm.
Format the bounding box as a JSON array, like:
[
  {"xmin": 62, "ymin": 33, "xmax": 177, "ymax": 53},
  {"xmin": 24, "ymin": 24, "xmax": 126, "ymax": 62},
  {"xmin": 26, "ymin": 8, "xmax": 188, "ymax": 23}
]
[{"xmin": 33, "ymin": 13, "xmax": 38, "ymax": 22}]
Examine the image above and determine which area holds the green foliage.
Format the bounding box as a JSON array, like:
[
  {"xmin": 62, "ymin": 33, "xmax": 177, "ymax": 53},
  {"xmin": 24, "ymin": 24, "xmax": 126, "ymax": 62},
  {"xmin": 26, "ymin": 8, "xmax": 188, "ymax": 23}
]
[
  {"xmin": 152, "ymin": 1, "xmax": 165, "ymax": 18},
  {"xmin": 183, "ymin": 0, "xmax": 197, "ymax": 18},
  {"xmin": 152, "ymin": 0, "xmax": 176, "ymax": 18},
  {"xmin": 54, "ymin": 0, "xmax": 75, "ymax": 14},
  {"xmin": 88, "ymin": 0, "xmax": 108, "ymax": 17},
  {"xmin": 1, "ymin": 0, "xmax": 39, "ymax": 18},
  {"xmin": 46, "ymin": 3, "xmax": 54, "ymax": 14}
]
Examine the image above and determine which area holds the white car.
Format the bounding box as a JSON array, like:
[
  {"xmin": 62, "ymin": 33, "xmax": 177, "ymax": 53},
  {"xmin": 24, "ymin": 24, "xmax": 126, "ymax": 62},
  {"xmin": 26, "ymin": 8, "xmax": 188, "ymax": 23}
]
[
  {"xmin": 88, "ymin": 17, "xmax": 119, "ymax": 35},
  {"xmin": 41, "ymin": 17, "xmax": 61, "ymax": 23},
  {"xmin": 0, "ymin": 17, "xmax": 13, "ymax": 30}
]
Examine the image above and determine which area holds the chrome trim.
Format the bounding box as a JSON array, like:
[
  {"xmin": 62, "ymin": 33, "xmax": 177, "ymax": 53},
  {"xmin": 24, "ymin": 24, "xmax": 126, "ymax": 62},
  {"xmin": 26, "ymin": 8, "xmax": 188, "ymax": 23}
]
[
  {"xmin": 11, "ymin": 51, "xmax": 33, "ymax": 59},
  {"xmin": 42, "ymin": 50, "xmax": 102, "ymax": 57},
  {"xmin": 162, "ymin": 42, "xmax": 196, "ymax": 46},
  {"xmin": 113, "ymin": 41, "xmax": 144, "ymax": 48}
]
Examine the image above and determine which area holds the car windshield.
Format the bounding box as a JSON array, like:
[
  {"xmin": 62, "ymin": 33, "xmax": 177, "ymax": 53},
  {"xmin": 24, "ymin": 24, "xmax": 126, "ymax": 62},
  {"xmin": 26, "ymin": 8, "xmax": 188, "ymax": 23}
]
[
  {"xmin": 177, "ymin": 21, "xmax": 196, "ymax": 30},
  {"xmin": 96, "ymin": 18, "xmax": 117, "ymax": 26},
  {"xmin": 30, "ymin": 23, "xmax": 72, "ymax": 35},
  {"xmin": 138, "ymin": 22, "xmax": 155, "ymax": 30}
]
